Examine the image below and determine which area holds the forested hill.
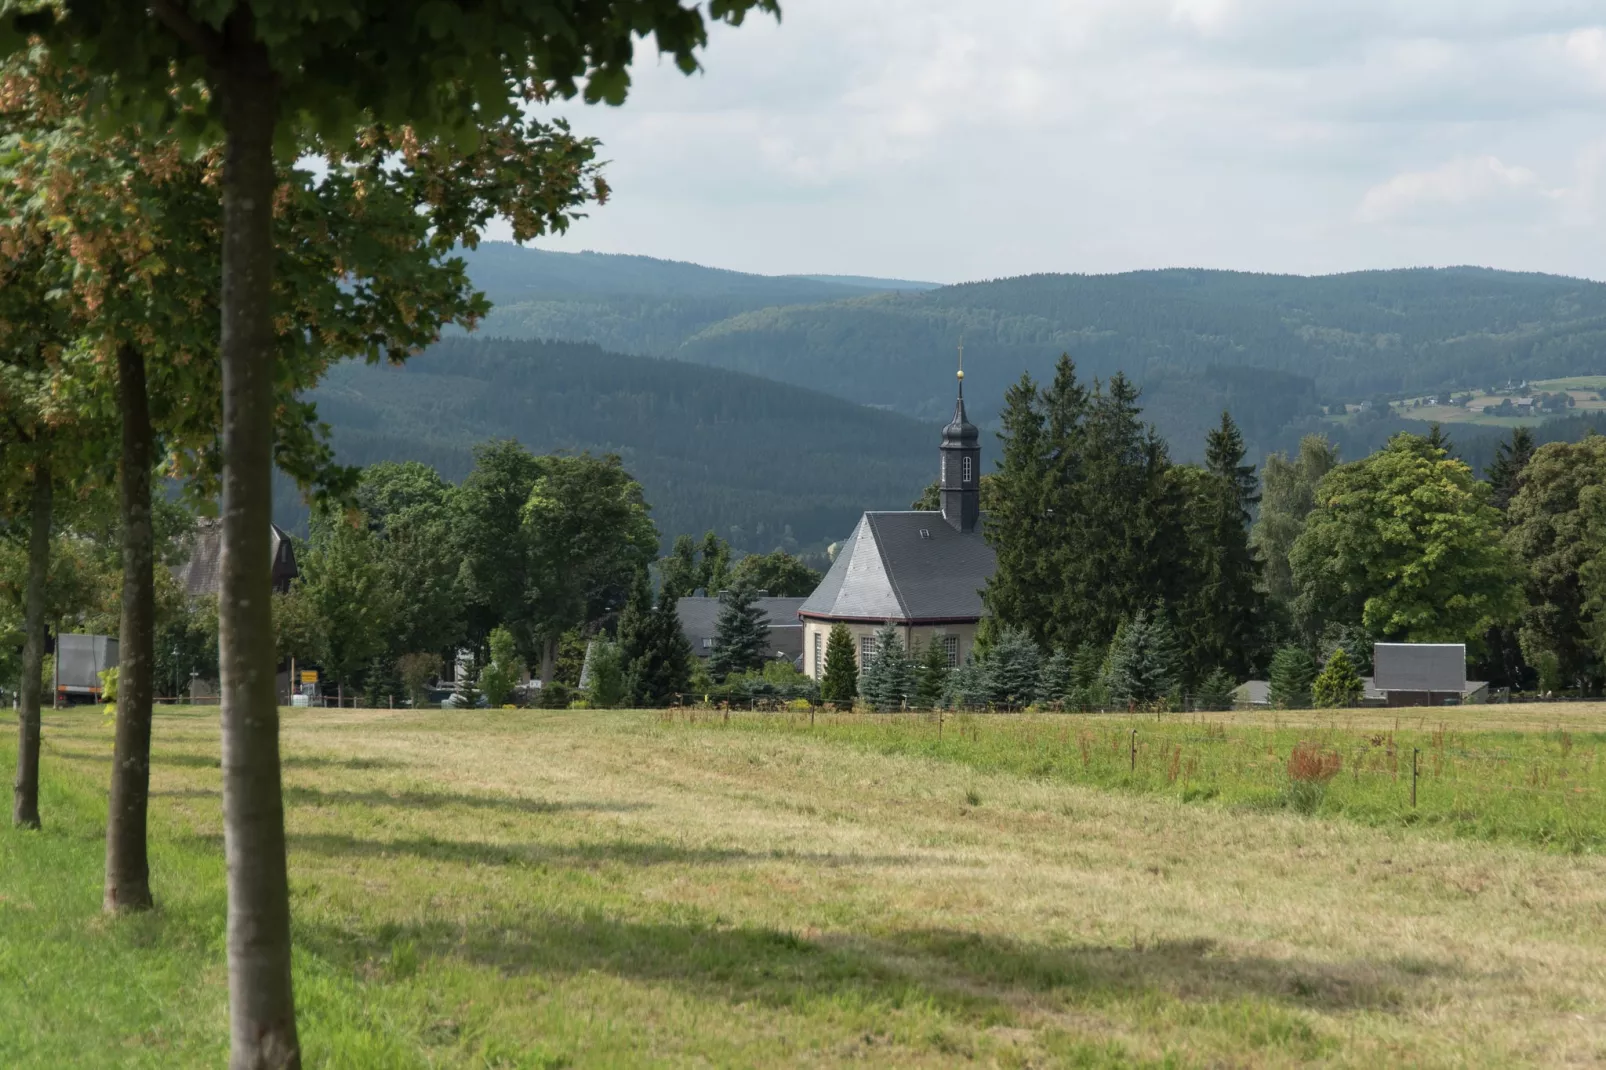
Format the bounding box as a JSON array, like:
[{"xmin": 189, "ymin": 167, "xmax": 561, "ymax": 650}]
[
  {"xmin": 273, "ymin": 337, "xmax": 935, "ymax": 553},
  {"xmin": 463, "ymin": 245, "xmax": 1606, "ymax": 463},
  {"xmin": 462, "ymin": 243, "xmax": 936, "ymax": 357},
  {"xmin": 672, "ymin": 267, "xmax": 1606, "ymax": 459}
]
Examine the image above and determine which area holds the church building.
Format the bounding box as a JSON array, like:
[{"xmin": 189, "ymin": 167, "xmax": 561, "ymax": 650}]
[{"xmin": 798, "ymin": 366, "xmax": 997, "ymax": 678}]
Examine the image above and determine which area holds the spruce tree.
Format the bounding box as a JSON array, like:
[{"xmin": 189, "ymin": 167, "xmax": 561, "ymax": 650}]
[
  {"xmin": 1195, "ymin": 668, "xmax": 1237, "ymax": 712},
  {"xmin": 616, "ymin": 570, "xmax": 654, "ymax": 702},
  {"xmin": 984, "ymin": 626, "xmax": 1042, "ymax": 707},
  {"xmin": 708, "ymin": 584, "xmax": 769, "ymax": 681},
  {"xmin": 982, "ymin": 371, "xmax": 1052, "ymax": 644},
  {"xmin": 1311, "ymin": 647, "xmax": 1363, "ymax": 708},
  {"xmin": 1036, "ymin": 649, "xmax": 1074, "ymax": 708},
  {"xmin": 1268, "ymin": 646, "xmax": 1316, "ymax": 709},
  {"xmin": 945, "ymin": 655, "xmax": 991, "ymax": 709},
  {"xmin": 1070, "ymin": 642, "xmax": 1104, "ymax": 689},
  {"xmin": 1485, "ymin": 426, "xmax": 1535, "ymax": 512},
  {"xmin": 626, "ymin": 588, "xmax": 697, "ymax": 703},
  {"xmin": 820, "ymin": 623, "xmax": 859, "ymax": 706},
  {"xmin": 914, "ymin": 637, "xmax": 950, "ymax": 709},
  {"xmin": 859, "ymin": 623, "xmax": 912, "ymax": 710},
  {"xmin": 1103, "ymin": 608, "xmax": 1178, "ymax": 706},
  {"xmin": 452, "ymin": 656, "xmax": 482, "ymax": 709}
]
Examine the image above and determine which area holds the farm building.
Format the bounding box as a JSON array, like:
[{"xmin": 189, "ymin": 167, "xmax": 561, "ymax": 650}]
[
  {"xmin": 676, "ymin": 595, "xmax": 806, "ymax": 667},
  {"xmin": 1369, "ymin": 643, "xmax": 1486, "ymax": 706}
]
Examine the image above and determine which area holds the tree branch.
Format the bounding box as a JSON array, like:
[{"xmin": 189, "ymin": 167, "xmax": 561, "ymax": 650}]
[{"xmin": 148, "ymin": 0, "xmax": 226, "ymax": 69}]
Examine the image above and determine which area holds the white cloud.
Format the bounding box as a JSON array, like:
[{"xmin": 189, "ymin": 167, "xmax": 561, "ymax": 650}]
[
  {"xmin": 506, "ymin": 1, "xmax": 1606, "ymax": 282},
  {"xmin": 1356, "ymin": 156, "xmax": 1557, "ymax": 224}
]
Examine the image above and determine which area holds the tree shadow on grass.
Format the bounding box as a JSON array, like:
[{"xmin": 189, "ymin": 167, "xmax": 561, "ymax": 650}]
[
  {"xmin": 297, "ymin": 909, "xmax": 1451, "ymax": 1039},
  {"xmin": 280, "ymin": 786, "xmax": 650, "ymax": 815},
  {"xmin": 279, "ymin": 831, "xmax": 935, "ymax": 871}
]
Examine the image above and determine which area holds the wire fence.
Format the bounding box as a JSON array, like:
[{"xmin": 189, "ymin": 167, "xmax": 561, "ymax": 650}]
[{"xmin": 664, "ymin": 706, "xmax": 1606, "ymax": 849}]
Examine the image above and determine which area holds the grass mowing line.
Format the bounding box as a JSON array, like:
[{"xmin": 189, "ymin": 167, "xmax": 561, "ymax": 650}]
[{"xmin": 686, "ymin": 708, "xmax": 1606, "ymax": 852}]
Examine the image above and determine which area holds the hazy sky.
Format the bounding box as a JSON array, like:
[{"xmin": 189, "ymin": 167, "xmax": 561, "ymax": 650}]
[{"xmin": 500, "ymin": 0, "xmax": 1606, "ymax": 284}]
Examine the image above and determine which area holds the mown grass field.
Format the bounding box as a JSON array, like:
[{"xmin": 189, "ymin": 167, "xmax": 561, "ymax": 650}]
[{"xmin": 3, "ymin": 705, "xmax": 1606, "ymax": 1067}]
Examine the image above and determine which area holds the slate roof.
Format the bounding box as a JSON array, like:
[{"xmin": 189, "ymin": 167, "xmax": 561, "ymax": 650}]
[
  {"xmin": 799, "ymin": 511, "xmax": 995, "ymax": 623},
  {"xmin": 1372, "ymin": 643, "xmax": 1467, "ymax": 693},
  {"xmin": 174, "ymin": 519, "xmax": 299, "ymax": 598},
  {"xmin": 675, "ymin": 596, "xmax": 806, "ymax": 661}
]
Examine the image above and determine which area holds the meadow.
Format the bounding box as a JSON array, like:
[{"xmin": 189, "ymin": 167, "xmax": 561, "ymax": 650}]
[{"xmin": 2, "ymin": 704, "xmax": 1605, "ymax": 1067}]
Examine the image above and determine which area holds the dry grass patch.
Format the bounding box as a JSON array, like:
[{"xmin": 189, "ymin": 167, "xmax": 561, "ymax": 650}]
[{"xmin": 2, "ymin": 705, "xmax": 1605, "ymax": 1067}]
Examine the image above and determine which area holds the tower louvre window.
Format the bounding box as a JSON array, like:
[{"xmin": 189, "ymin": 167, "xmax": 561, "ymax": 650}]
[
  {"xmin": 813, "ymin": 632, "xmax": 822, "ymax": 677},
  {"xmin": 962, "ymin": 455, "xmax": 973, "ymax": 483}
]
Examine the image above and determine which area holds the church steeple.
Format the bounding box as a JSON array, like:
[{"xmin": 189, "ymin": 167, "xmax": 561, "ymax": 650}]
[{"xmin": 939, "ymin": 343, "xmax": 980, "ymax": 533}]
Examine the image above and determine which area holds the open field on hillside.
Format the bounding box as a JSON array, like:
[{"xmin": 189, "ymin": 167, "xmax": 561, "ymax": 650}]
[
  {"xmin": 1374, "ymin": 376, "xmax": 1606, "ymax": 429},
  {"xmin": 4, "ymin": 706, "xmax": 1606, "ymax": 1067}
]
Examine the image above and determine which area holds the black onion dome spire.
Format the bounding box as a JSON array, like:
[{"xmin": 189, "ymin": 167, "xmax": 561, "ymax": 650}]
[
  {"xmin": 942, "ymin": 368, "xmax": 979, "ymax": 447},
  {"xmin": 939, "ymin": 349, "xmax": 981, "ymax": 533}
]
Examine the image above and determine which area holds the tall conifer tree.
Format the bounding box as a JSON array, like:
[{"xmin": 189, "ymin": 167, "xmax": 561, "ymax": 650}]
[{"xmin": 820, "ymin": 623, "xmax": 859, "ymax": 706}]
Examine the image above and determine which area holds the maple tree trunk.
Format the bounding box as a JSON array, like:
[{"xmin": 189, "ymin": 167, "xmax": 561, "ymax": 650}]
[
  {"xmin": 218, "ymin": 40, "xmax": 300, "ymax": 1070},
  {"xmin": 105, "ymin": 343, "xmax": 155, "ymax": 911},
  {"xmin": 13, "ymin": 460, "xmax": 50, "ymax": 830}
]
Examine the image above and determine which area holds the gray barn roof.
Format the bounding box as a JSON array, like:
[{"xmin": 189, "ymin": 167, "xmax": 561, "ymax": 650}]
[
  {"xmin": 675, "ymin": 596, "xmax": 805, "ymax": 648},
  {"xmin": 1372, "ymin": 643, "xmax": 1467, "ymax": 693},
  {"xmin": 799, "ymin": 511, "xmax": 995, "ymax": 623}
]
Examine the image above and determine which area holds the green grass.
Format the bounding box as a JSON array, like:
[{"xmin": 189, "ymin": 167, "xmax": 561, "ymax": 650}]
[
  {"xmin": 698, "ymin": 709, "xmax": 1606, "ymax": 853},
  {"xmin": 4, "ymin": 705, "xmax": 1606, "ymax": 1066}
]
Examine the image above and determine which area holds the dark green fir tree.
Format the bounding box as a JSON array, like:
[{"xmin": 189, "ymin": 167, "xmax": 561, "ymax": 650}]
[
  {"xmin": 914, "ymin": 636, "xmax": 950, "ymax": 709},
  {"xmin": 820, "ymin": 622, "xmax": 859, "ymax": 706},
  {"xmin": 1268, "ymin": 646, "xmax": 1317, "ymax": 709},
  {"xmin": 709, "ymin": 584, "xmax": 769, "ymax": 681}
]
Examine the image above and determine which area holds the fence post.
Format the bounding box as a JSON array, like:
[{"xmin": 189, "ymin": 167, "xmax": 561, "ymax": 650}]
[
  {"xmin": 1411, "ymin": 747, "xmax": 1419, "ymax": 809},
  {"xmin": 1130, "ymin": 729, "xmax": 1137, "ymax": 773},
  {"xmin": 810, "ymin": 705, "xmax": 815, "ymax": 728}
]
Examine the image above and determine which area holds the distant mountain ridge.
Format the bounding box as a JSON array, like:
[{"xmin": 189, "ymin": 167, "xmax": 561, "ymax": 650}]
[{"xmin": 460, "ymin": 245, "xmax": 1606, "ymax": 462}]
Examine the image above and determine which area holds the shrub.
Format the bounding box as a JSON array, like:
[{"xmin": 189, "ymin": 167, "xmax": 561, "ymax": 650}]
[
  {"xmin": 1286, "ymin": 741, "xmax": 1342, "ymax": 814},
  {"xmin": 537, "ymin": 681, "xmax": 571, "ymax": 709},
  {"xmin": 1312, "ymin": 647, "xmax": 1363, "ymax": 709},
  {"xmin": 397, "ymin": 652, "xmax": 442, "ymax": 709}
]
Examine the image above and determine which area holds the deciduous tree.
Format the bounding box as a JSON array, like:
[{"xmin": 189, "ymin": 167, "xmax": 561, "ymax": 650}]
[{"xmin": 1291, "ymin": 433, "xmax": 1519, "ymax": 648}]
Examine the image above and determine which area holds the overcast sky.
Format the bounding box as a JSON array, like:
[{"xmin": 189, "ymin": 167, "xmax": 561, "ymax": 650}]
[{"xmin": 500, "ymin": 0, "xmax": 1606, "ymax": 284}]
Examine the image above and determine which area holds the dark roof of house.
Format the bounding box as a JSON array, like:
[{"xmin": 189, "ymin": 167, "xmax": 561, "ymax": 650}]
[
  {"xmin": 675, "ymin": 596, "xmax": 806, "ymax": 642},
  {"xmin": 174, "ymin": 520, "xmax": 298, "ymax": 598},
  {"xmin": 799, "ymin": 511, "xmax": 995, "ymax": 623},
  {"xmin": 1372, "ymin": 643, "xmax": 1467, "ymax": 693}
]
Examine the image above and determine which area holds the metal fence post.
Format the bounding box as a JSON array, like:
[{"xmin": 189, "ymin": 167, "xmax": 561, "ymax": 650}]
[
  {"xmin": 1411, "ymin": 747, "xmax": 1419, "ymax": 809},
  {"xmin": 1130, "ymin": 729, "xmax": 1137, "ymax": 773}
]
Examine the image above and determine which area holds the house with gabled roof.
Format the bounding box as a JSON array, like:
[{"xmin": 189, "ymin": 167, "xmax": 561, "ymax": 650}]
[{"xmin": 798, "ymin": 367, "xmax": 996, "ymax": 678}]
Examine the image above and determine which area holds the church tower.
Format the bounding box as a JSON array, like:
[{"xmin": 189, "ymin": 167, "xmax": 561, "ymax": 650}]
[{"xmin": 939, "ymin": 358, "xmax": 980, "ymax": 533}]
